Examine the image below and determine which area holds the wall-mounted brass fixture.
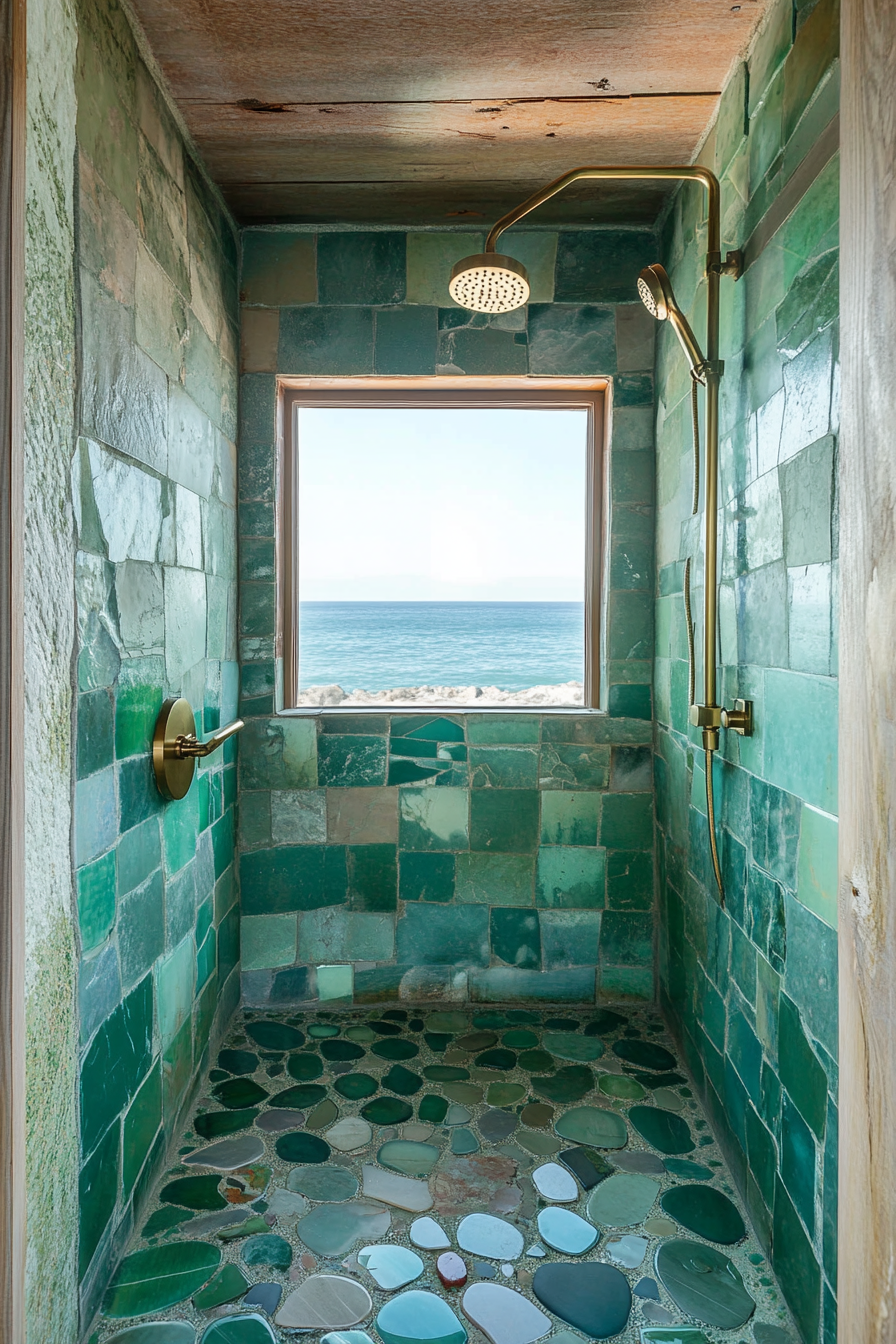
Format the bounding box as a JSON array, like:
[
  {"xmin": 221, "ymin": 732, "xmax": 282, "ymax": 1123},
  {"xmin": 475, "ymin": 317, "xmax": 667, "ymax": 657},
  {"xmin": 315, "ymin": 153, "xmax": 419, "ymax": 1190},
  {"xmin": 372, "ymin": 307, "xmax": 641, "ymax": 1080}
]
[
  {"xmin": 152, "ymin": 697, "xmax": 244, "ymax": 801},
  {"xmin": 449, "ymin": 164, "xmax": 752, "ymax": 903}
]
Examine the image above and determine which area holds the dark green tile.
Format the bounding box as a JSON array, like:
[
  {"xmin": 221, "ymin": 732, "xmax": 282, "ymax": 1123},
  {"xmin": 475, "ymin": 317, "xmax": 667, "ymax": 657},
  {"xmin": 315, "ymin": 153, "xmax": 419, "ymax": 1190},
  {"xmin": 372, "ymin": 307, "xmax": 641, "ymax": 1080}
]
[
  {"xmin": 750, "ymin": 776, "xmax": 801, "ymax": 888},
  {"xmin": 540, "ymin": 792, "xmax": 600, "ymax": 846},
  {"xmin": 80, "ymin": 975, "xmax": 154, "ymax": 1158},
  {"xmin": 470, "ymin": 747, "xmax": 538, "ymax": 788},
  {"xmin": 782, "ymin": 891, "xmax": 838, "ymax": 1058},
  {"xmin": 606, "ymin": 851, "xmax": 654, "ymax": 910},
  {"xmin": 600, "ymin": 909, "xmax": 653, "ymax": 965},
  {"xmin": 772, "ymin": 1178, "xmax": 821, "ymax": 1344},
  {"xmin": 527, "ymin": 303, "xmax": 617, "ymax": 375},
  {"xmin": 470, "ymin": 789, "xmax": 539, "ymax": 852},
  {"xmin": 601, "ymin": 793, "xmax": 653, "ymax": 848},
  {"xmin": 122, "ymin": 1058, "xmax": 162, "ymax": 1196},
  {"xmin": 535, "ymin": 846, "xmax": 606, "ymax": 910},
  {"xmin": 239, "ymin": 845, "xmax": 347, "ymax": 914},
  {"xmin": 77, "ymin": 688, "xmax": 114, "ymax": 778},
  {"xmin": 778, "ymin": 994, "xmax": 827, "ymax": 1139},
  {"xmin": 440, "ymin": 325, "xmax": 527, "ymax": 375},
  {"xmin": 614, "ymin": 372, "xmax": 653, "ymax": 406},
  {"xmin": 318, "ymin": 734, "xmax": 387, "ymax": 787},
  {"xmin": 239, "ymin": 582, "xmax": 276, "ymax": 638},
  {"xmin": 118, "ymin": 755, "xmax": 163, "ymax": 834},
  {"xmin": 392, "ymin": 715, "xmax": 465, "ymax": 742},
  {"xmin": 781, "ymin": 1093, "xmax": 817, "ymax": 1235},
  {"xmin": 607, "ymin": 684, "xmax": 652, "ymax": 720},
  {"xmin": 78, "ymin": 1122, "xmax": 119, "ymax": 1279},
  {"xmin": 388, "ymin": 758, "xmax": 449, "ymax": 785},
  {"xmin": 347, "ymin": 844, "xmax": 398, "ymax": 911},
  {"xmin": 539, "ymin": 744, "xmax": 610, "ymax": 790},
  {"xmin": 399, "ymin": 851, "xmax": 455, "ymax": 903},
  {"xmin": 554, "ymin": 231, "xmax": 656, "ymax": 302},
  {"xmin": 318, "ymin": 232, "xmax": 406, "ymax": 305},
  {"xmin": 375, "ymin": 305, "xmax": 438, "ymax": 374},
  {"xmin": 490, "ymin": 907, "xmax": 541, "ymax": 969},
  {"xmin": 279, "ymin": 306, "xmax": 374, "ymax": 375},
  {"xmin": 115, "ymin": 659, "xmax": 165, "ymax": 760}
]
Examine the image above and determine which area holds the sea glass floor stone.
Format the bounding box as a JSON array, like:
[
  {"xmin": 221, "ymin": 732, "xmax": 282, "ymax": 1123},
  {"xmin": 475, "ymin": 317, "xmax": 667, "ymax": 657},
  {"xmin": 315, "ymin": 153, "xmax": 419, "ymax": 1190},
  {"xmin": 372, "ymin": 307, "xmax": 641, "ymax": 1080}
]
[
  {"xmin": 425, "ymin": 1065, "xmax": 471, "ymax": 1083},
  {"xmin": 362, "ymin": 1097, "xmax": 414, "ymax": 1125},
  {"xmin": 476, "ymin": 1049, "xmax": 517, "ymax": 1070},
  {"xmin": 327, "ymin": 1117, "xmax": 374, "ymax": 1151},
  {"xmin": 532, "ymin": 1162, "xmax": 578, "ymax": 1202},
  {"xmin": 321, "ymin": 1334, "xmax": 375, "ymax": 1344},
  {"xmin": 241, "ymin": 1234, "xmax": 292, "ymax": 1269},
  {"xmin": 199, "ymin": 1320, "xmax": 276, "ymax": 1344},
  {"xmin": 443, "ymin": 1083, "xmax": 482, "ymax": 1104},
  {"xmin": 457, "ymin": 1031, "xmax": 498, "ymax": 1051},
  {"xmin": 531, "ymin": 1066, "xmax": 593, "ymax": 1103},
  {"xmin": 378, "ymin": 1140, "xmax": 441, "ymax": 1176},
  {"xmin": 426, "ymin": 1012, "xmax": 469, "ymax": 1033},
  {"xmin": 297, "ymin": 1202, "xmax": 392, "ymax": 1256},
  {"xmin": 322, "ymin": 1039, "xmax": 366, "ymax": 1061},
  {"xmin": 612, "ymin": 1039, "xmax": 676, "ymax": 1071},
  {"xmin": 599, "ymin": 1074, "xmax": 647, "ymax": 1101},
  {"xmin": 335, "ymin": 1074, "xmax": 379, "ymax": 1100},
  {"xmin": 384, "ymin": 1065, "xmax": 424, "ymax": 1094},
  {"xmin": 479, "ymin": 1109, "xmax": 518, "ymax": 1142},
  {"xmin": 347, "ymin": 1025, "xmax": 377, "ymax": 1043},
  {"xmin": 194, "ymin": 1109, "xmax": 259, "ymax": 1140},
  {"xmin": 653, "ymin": 1088, "xmax": 684, "ymax": 1111},
  {"xmin": 276, "ymin": 1275, "xmax": 373, "ymax": 1330},
  {"xmin": 519, "ymin": 1050, "xmax": 555, "ymax": 1073},
  {"xmin": 309, "ymin": 1023, "xmax": 341, "ymax": 1037},
  {"xmin": 373, "ymin": 1039, "xmax": 420, "ymax": 1061},
  {"xmin": 376, "ymin": 1290, "xmax": 468, "ymax": 1344},
  {"xmin": 660, "ymin": 1184, "xmax": 746, "ymax": 1244},
  {"xmin": 554, "ymin": 1107, "xmax": 627, "ymax": 1148},
  {"xmin": 444, "ymin": 1104, "xmax": 473, "ymax": 1126},
  {"xmin": 613, "ymin": 1152, "xmax": 665, "ymax": 1175},
  {"xmin": 516, "ymin": 1130, "xmax": 561, "ymax": 1156},
  {"xmin": 628, "ymin": 1107, "xmax": 695, "ymax": 1155},
  {"xmin": 256, "ymin": 1109, "xmax": 305, "ymax": 1133},
  {"xmin": 536, "ymin": 1207, "xmax": 598, "ymax": 1255},
  {"xmin": 586, "ymin": 1173, "xmax": 659, "ymax": 1227},
  {"xmin": 103, "ymin": 1243, "xmax": 222, "ymax": 1317},
  {"xmin": 307, "ymin": 1100, "xmax": 339, "ymax": 1129},
  {"xmin": 183, "ymin": 1137, "xmax": 264, "ymax": 1170},
  {"xmin": 543, "ymin": 1033, "xmax": 604, "ymax": 1063},
  {"xmin": 218, "ymin": 1049, "xmax": 258, "ymax": 1074},
  {"xmin": 605, "ymin": 1235, "xmax": 647, "ymax": 1268},
  {"xmin": 559, "ymin": 1147, "xmax": 612, "ymax": 1187},
  {"xmin": 451, "ymin": 1128, "xmax": 480, "ymax": 1154},
  {"xmin": 461, "ymin": 1282, "xmax": 552, "ymax": 1344},
  {"xmin": 193, "ymin": 1265, "xmax": 250, "ymax": 1309},
  {"xmin": 274, "ymin": 1083, "xmax": 327, "ymax": 1108},
  {"xmin": 655, "ymin": 1239, "xmax": 756, "ymax": 1329},
  {"xmin": 419, "ymin": 1095, "xmax": 449, "ymax": 1123},
  {"xmin": 359, "ymin": 1244, "xmax": 425, "ymax": 1290},
  {"xmin": 639, "ymin": 1330, "xmax": 711, "ymax": 1343},
  {"xmin": 287, "ymin": 1052, "xmax": 324, "ymax": 1081},
  {"xmin": 520, "ymin": 1103, "xmax": 553, "ymax": 1128},
  {"xmin": 288, "ymin": 1164, "xmax": 360, "ymax": 1201},
  {"xmin": 275, "ymin": 1131, "xmax": 331, "ymax": 1163},
  {"xmin": 502, "ymin": 1030, "xmax": 538, "ymax": 1049},
  {"xmin": 486, "ymin": 1083, "xmax": 525, "ymax": 1106},
  {"xmin": 753, "ymin": 1325, "xmax": 794, "ymax": 1344},
  {"xmin": 663, "ymin": 1158, "xmax": 713, "ymax": 1180},
  {"xmin": 106, "ymin": 1327, "xmax": 196, "ymax": 1343},
  {"xmin": 584, "ymin": 1010, "xmax": 628, "ymax": 1035},
  {"xmin": 246, "ymin": 1022, "xmax": 305, "ymax": 1051},
  {"xmin": 410, "ymin": 1217, "xmax": 451, "ymax": 1250},
  {"xmin": 457, "ymin": 1214, "xmax": 524, "ymax": 1260},
  {"xmin": 160, "ymin": 1175, "xmax": 226, "ymax": 1211},
  {"xmin": 532, "ymin": 1262, "xmax": 631, "ymax": 1339}
]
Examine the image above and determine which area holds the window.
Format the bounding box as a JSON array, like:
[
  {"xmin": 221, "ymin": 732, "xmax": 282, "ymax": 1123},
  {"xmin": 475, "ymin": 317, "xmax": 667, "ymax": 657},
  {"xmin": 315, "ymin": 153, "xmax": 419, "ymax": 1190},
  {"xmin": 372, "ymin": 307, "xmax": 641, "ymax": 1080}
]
[{"xmin": 278, "ymin": 381, "xmax": 606, "ymax": 710}]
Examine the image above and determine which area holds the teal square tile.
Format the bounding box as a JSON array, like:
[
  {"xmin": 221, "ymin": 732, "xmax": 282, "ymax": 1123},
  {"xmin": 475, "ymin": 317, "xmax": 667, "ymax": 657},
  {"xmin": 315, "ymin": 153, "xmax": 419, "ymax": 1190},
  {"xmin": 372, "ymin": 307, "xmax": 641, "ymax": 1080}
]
[
  {"xmin": 77, "ymin": 851, "xmax": 117, "ymax": 952},
  {"xmin": 395, "ymin": 902, "xmax": 489, "ymax": 967},
  {"xmin": 606, "ymin": 850, "xmax": 654, "ymax": 909},
  {"xmin": 797, "ymin": 805, "xmax": 837, "ymax": 927},
  {"xmin": 440, "ymin": 324, "xmax": 528, "ymax": 376},
  {"xmin": 239, "ymin": 581, "xmax": 276, "ymax": 638},
  {"xmin": 535, "ymin": 845, "xmax": 606, "ymax": 909},
  {"xmin": 539, "ymin": 743, "xmax": 610, "ymax": 790},
  {"xmin": 240, "ymin": 845, "xmax": 347, "ymax": 914},
  {"xmin": 116, "ymin": 816, "xmax": 161, "ymax": 896},
  {"xmin": 317, "ymin": 963, "xmax": 354, "ymax": 1003},
  {"xmin": 318, "ymin": 734, "xmax": 387, "ymax": 787},
  {"xmin": 467, "ymin": 715, "xmax": 539, "ymax": 744},
  {"xmin": 375, "ymin": 305, "xmax": 438, "ymax": 374},
  {"xmin": 599, "ymin": 964, "xmax": 653, "ymax": 999},
  {"xmin": 470, "ymin": 747, "xmax": 538, "ymax": 788},
  {"xmin": 527, "ymin": 304, "xmax": 616, "ymax": 376},
  {"xmin": 318, "ymin": 232, "xmax": 406, "ymax": 305},
  {"xmin": 600, "ymin": 793, "xmax": 654, "ymax": 848},
  {"xmin": 540, "ymin": 792, "xmax": 600, "ymax": 845},
  {"xmin": 239, "ymin": 718, "xmax": 318, "ymax": 790},
  {"xmin": 399, "ymin": 851, "xmax": 455, "ymax": 903},
  {"xmin": 554, "ymin": 231, "xmax": 656, "ymax": 302},
  {"xmin": 490, "ymin": 907, "xmax": 541, "ymax": 969},
  {"xmin": 470, "ymin": 789, "xmax": 539, "ymax": 853},
  {"xmin": 241, "ymin": 912, "xmax": 298, "ymax": 970},
  {"xmin": 406, "ymin": 232, "xmax": 484, "ymax": 306},
  {"xmin": 600, "ymin": 909, "xmax": 653, "ymax": 965},
  {"xmin": 540, "ymin": 909, "xmax": 602, "ymax": 968},
  {"xmin": 607, "ymin": 684, "xmax": 652, "ymax": 720},
  {"xmin": 278, "ymin": 306, "xmax": 374, "ymax": 375}
]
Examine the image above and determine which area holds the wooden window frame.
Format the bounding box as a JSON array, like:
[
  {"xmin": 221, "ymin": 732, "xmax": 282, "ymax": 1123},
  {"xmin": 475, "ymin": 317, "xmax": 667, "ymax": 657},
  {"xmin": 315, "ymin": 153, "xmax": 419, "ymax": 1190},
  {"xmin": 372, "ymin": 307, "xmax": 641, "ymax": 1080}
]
[{"xmin": 276, "ymin": 376, "xmax": 609, "ymax": 712}]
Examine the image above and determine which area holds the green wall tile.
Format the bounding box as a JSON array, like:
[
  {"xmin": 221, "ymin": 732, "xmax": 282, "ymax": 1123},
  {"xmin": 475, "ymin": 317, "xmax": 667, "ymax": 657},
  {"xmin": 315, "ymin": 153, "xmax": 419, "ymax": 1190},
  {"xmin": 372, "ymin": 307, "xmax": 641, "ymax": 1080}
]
[
  {"xmin": 540, "ymin": 909, "xmax": 601, "ymax": 969},
  {"xmin": 527, "ymin": 304, "xmax": 616, "ymax": 376},
  {"xmin": 375, "ymin": 305, "xmax": 437, "ymax": 374},
  {"xmin": 239, "ymin": 718, "xmax": 317, "ymax": 789},
  {"xmin": 470, "ymin": 789, "xmax": 539, "ymax": 853},
  {"xmin": 491, "ymin": 907, "xmax": 541, "ymax": 969},
  {"xmin": 301, "ymin": 907, "xmax": 394, "ymax": 962},
  {"xmin": 539, "ymin": 744, "xmax": 610, "ymax": 790},
  {"xmin": 535, "ymin": 845, "xmax": 606, "ymax": 909},
  {"xmin": 465, "ymin": 715, "xmax": 537, "ymax": 744},
  {"xmin": 318, "ymin": 734, "xmax": 387, "ymax": 787},
  {"xmin": 241, "ymin": 232, "xmax": 316, "ymax": 306},
  {"xmin": 79, "ymin": 1122, "xmax": 119, "ymax": 1279},
  {"xmin": 764, "ymin": 670, "xmax": 837, "ymax": 812},
  {"xmin": 441, "ymin": 324, "xmax": 527, "ymax": 376},
  {"xmin": 399, "ymin": 851, "xmax": 455, "ymax": 903},
  {"xmin": 77, "ymin": 689, "xmax": 115, "ymax": 778},
  {"xmin": 396, "ymin": 902, "xmax": 489, "ymax": 967},
  {"xmin": 600, "ymin": 793, "xmax": 653, "ymax": 848},
  {"xmin": 279, "ymin": 305, "xmax": 374, "ymax": 375},
  {"xmin": 77, "ymin": 851, "xmax": 117, "ymax": 952},
  {"xmin": 600, "ymin": 909, "xmax": 653, "ymax": 965},
  {"xmin": 318, "ymin": 232, "xmax": 406, "ymax": 305},
  {"xmin": 399, "ymin": 787, "xmax": 469, "ymax": 851},
  {"xmin": 773, "ymin": 1178, "xmax": 822, "ymax": 1344},
  {"xmin": 455, "ymin": 852, "xmax": 534, "ymax": 905},
  {"xmin": 797, "ymin": 805, "xmax": 837, "ymax": 927},
  {"xmin": 405, "ymin": 232, "xmax": 484, "ymax": 307},
  {"xmin": 122, "ymin": 1059, "xmax": 162, "ymax": 1195},
  {"xmin": 347, "ymin": 843, "xmax": 398, "ymax": 911},
  {"xmin": 540, "ymin": 792, "xmax": 600, "ymax": 846},
  {"xmin": 470, "ymin": 747, "xmax": 538, "ymax": 788},
  {"xmin": 554, "ymin": 231, "xmax": 657, "ymax": 303},
  {"xmin": 778, "ymin": 994, "xmax": 827, "ymax": 1139},
  {"xmin": 240, "ymin": 845, "xmax": 347, "ymax": 915},
  {"xmin": 240, "ymin": 913, "xmax": 298, "ymax": 970},
  {"xmin": 606, "ymin": 850, "xmax": 654, "ymax": 910},
  {"xmin": 80, "ymin": 975, "xmax": 154, "ymax": 1158}
]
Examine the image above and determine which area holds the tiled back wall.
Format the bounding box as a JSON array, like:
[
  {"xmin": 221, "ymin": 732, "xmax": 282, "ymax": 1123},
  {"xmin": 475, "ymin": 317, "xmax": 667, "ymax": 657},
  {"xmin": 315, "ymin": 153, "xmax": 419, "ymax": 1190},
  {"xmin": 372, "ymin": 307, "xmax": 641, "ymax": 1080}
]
[{"xmin": 237, "ymin": 227, "xmax": 661, "ymax": 1006}]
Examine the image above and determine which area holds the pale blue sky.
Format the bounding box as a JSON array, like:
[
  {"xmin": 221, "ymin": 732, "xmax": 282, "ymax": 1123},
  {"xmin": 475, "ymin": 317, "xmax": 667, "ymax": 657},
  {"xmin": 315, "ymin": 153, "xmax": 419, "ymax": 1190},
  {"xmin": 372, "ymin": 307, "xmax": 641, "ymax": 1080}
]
[{"xmin": 298, "ymin": 406, "xmax": 588, "ymax": 601}]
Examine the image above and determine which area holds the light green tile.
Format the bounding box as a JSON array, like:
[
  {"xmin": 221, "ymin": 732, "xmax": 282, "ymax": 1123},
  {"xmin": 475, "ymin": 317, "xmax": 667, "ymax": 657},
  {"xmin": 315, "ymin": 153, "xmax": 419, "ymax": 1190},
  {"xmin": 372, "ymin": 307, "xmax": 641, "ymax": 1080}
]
[
  {"xmin": 155, "ymin": 935, "xmax": 194, "ymax": 1045},
  {"xmin": 499, "ymin": 232, "xmax": 557, "ymax": 303},
  {"xmin": 797, "ymin": 805, "xmax": 838, "ymax": 928},
  {"xmin": 399, "ymin": 786, "xmax": 469, "ymax": 850},
  {"xmin": 240, "ymin": 913, "xmax": 298, "ymax": 969},
  {"xmin": 764, "ymin": 669, "xmax": 837, "ymax": 813},
  {"xmin": 540, "ymin": 792, "xmax": 601, "ymax": 846},
  {"xmin": 317, "ymin": 963, "xmax": 353, "ymax": 1003},
  {"xmin": 406, "ymin": 232, "xmax": 484, "ymax": 306},
  {"xmin": 455, "ymin": 852, "xmax": 534, "ymax": 905}
]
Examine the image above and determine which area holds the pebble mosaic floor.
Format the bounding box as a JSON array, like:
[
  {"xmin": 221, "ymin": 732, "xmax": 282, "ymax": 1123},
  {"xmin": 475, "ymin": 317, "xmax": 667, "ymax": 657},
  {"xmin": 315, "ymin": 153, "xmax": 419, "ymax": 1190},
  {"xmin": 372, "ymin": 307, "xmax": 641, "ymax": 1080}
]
[{"xmin": 91, "ymin": 1005, "xmax": 800, "ymax": 1344}]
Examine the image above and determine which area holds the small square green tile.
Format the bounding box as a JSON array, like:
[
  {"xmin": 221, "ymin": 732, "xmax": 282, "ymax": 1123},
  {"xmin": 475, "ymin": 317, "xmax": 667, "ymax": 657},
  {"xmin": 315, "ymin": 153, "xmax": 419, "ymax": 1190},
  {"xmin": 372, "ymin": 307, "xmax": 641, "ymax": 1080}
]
[
  {"xmin": 600, "ymin": 793, "xmax": 654, "ymax": 848},
  {"xmin": 318, "ymin": 232, "xmax": 406, "ymax": 305},
  {"xmin": 279, "ymin": 306, "xmax": 374, "ymax": 375},
  {"xmin": 375, "ymin": 305, "xmax": 438, "ymax": 374},
  {"xmin": 347, "ymin": 844, "xmax": 398, "ymax": 911},
  {"xmin": 406, "ymin": 232, "xmax": 484, "ymax": 307},
  {"xmin": 466, "ymin": 715, "xmax": 539, "ymax": 744},
  {"xmin": 240, "ymin": 913, "xmax": 298, "ymax": 970},
  {"xmin": 490, "ymin": 907, "xmax": 541, "ymax": 969},
  {"xmin": 539, "ymin": 743, "xmax": 610, "ymax": 790},
  {"xmin": 77, "ymin": 850, "xmax": 117, "ymax": 952},
  {"xmin": 539, "ymin": 909, "xmax": 602, "ymax": 968},
  {"xmin": 399, "ymin": 787, "xmax": 469, "ymax": 851},
  {"xmin": 540, "ymin": 792, "xmax": 600, "ymax": 845},
  {"xmin": 455, "ymin": 852, "xmax": 534, "ymax": 905},
  {"xmin": 318, "ymin": 734, "xmax": 387, "ymax": 787},
  {"xmin": 77, "ymin": 689, "xmax": 114, "ymax": 778},
  {"xmin": 470, "ymin": 747, "xmax": 538, "ymax": 788},
  {"xmin": 317, "ymin": 963, "xmax": 354, "ymax": 1003},
  {"xmin": 606, "ymin": 850, "xmax": 654, "ymax": 909},
  {"xmin": 399, "ymin": 851, "xmax": 455, "ymax": 903},
  {"xmin": 535, "ymin": 845, "xmax": 606, "ymax": 909},
  {"xmin": 240, "ymin": 232, "xmax": 316, "ymax": 305},
  {"xmin": 797, "ymin": 804, "xmax": 837, "ymax": 928},
  {"xmin": 470, "ymin": 789, "xmax": 539, "ymax": 853},
  {"xmin": 395, "ymin": 902, "xmax": 489, "ymax": 967}
]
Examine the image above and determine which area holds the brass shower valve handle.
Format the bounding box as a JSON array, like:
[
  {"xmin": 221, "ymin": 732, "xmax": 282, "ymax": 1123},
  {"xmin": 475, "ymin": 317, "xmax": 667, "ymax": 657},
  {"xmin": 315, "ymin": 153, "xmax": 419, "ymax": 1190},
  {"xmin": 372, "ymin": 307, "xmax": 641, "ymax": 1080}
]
[
  {"xmin": 689, "ymin": 704, "xmax": 722, "ymax": 729},
  {"xmin": 152, "ymin": 697, "xmax": 245, "ymax": 800},
  {"xmin": 721, "ymin": 699, "xmax": 754, "ymax": 736}
]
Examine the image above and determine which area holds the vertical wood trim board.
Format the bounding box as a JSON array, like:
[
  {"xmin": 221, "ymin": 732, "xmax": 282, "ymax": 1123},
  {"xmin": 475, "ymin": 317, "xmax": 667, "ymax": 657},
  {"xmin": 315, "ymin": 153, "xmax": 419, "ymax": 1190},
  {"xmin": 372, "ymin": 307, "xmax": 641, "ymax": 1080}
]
[
  {"xmin": 839, "ymin": 0, "xmax": 896, "ymax": 1336},
  {"xmin": 0, "ymin": 0, "xmax": 26, "ymax": 1338}
]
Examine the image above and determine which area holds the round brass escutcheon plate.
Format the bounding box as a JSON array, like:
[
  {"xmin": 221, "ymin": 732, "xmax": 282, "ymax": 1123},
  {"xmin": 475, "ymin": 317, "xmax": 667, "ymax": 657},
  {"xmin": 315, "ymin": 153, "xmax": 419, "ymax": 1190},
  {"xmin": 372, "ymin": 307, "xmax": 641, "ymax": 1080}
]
[{"xmin": 152, "ymin": 697, "xmax": 198, "ymax": 800}]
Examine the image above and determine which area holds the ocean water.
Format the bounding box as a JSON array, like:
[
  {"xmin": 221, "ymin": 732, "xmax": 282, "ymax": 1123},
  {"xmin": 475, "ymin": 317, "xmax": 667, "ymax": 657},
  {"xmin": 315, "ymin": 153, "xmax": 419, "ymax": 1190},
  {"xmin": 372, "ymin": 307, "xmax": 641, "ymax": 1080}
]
[{"xmin": 298, "ymin": 602, "xmax": 585, "ymax": 692}]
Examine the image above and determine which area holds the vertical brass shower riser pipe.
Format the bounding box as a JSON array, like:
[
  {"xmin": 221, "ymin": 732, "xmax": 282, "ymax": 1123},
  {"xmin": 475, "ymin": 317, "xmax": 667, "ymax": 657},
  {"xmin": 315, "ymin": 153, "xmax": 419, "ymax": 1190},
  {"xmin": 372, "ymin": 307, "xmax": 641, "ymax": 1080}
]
[{"xmin": 480, "ymin": 165, "xmax": 749, "ymax": 902}]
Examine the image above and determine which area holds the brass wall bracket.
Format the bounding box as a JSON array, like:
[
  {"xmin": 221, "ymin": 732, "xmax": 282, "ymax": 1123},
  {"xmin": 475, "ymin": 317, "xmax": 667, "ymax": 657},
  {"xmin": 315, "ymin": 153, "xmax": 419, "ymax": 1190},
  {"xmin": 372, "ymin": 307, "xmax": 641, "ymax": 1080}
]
[
  {"xmin": 721, "ymin": 698, "xmax": 754, "ymax": 736},
  {"xmin": 152, "ymin": 697, "xmax": 245, "ymax": 801},
  {"xmin": 689, "ymin": 704, "xmax": 722, "ymax": 729}
]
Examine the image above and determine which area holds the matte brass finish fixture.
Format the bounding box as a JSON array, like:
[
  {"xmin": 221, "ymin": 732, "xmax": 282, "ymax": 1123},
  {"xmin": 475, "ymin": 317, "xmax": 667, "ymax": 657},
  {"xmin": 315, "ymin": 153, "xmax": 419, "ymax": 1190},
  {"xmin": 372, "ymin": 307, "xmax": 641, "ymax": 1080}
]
[
  {"xmin": 721, "ymin": 699, "xmax": 754, "ymax": 735},
  {"xmin": 152, "ymin": 697, "xmax": 244, "ymax": 801},
  {"xmin": 637, "ymin": 264, "xmax": 709, "ymax": 382},
  {"xmin": 448, "ymin": 253, "xmax": 530, "ymax": 312},
  {"xmin": 461, "ymin": 163, "xmax": 751, "ymax": 901}
]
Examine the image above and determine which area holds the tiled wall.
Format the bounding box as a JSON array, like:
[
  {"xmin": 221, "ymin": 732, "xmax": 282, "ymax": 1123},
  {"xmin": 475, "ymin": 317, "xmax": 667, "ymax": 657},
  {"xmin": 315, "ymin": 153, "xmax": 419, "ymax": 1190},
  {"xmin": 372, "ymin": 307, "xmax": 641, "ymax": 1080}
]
[
  {"xmin": 653, "ymin": 0, "xmax": 839, "ymax": 1340},
  {"xmin": 72, "ymin": 0, "xmax": 241, "ymax": 1318},
  {"xmin": 238, "ymin": 229, "xmax": 660, "ymax": 1006}
]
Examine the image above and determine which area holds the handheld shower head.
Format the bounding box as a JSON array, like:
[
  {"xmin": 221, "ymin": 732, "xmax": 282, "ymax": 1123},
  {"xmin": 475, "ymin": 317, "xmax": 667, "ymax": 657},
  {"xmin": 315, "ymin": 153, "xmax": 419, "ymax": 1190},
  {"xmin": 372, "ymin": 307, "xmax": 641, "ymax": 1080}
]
[
  {"xmin": 638, "ymin": 262, "xmax": 708, "ymax": 380},
  {"xmin": 449, "ymin": 253, "xmax": 530, "ymax": 313}
]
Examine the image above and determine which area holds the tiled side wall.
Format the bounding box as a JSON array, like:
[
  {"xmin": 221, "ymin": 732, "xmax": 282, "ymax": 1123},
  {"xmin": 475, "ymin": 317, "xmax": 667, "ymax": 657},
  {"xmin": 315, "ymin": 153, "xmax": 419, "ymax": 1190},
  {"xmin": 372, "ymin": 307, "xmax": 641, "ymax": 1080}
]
[
  {"xmin": 654, "ymin": 0, "xmax": 839, "ymax": 1341},
  {"xmin": 72, "ymin": 0, "xmax": 241, "ymax": 1320},
  {"xmin": 238, "ymin": 228, "xmax": 660, "ymax": 1006}
]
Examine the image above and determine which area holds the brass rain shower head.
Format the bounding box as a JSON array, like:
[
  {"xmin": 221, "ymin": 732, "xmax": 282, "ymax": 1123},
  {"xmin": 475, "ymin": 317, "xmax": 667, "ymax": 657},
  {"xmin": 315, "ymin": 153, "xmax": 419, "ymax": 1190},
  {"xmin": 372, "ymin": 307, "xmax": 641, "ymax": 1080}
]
[
  {"xmin": 449, "ymin": 253, "xmax": 530, "ymax": 313},
  {"xmin": 638, "ymin": 262, "xmax": 708, "ymax": 381}
]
